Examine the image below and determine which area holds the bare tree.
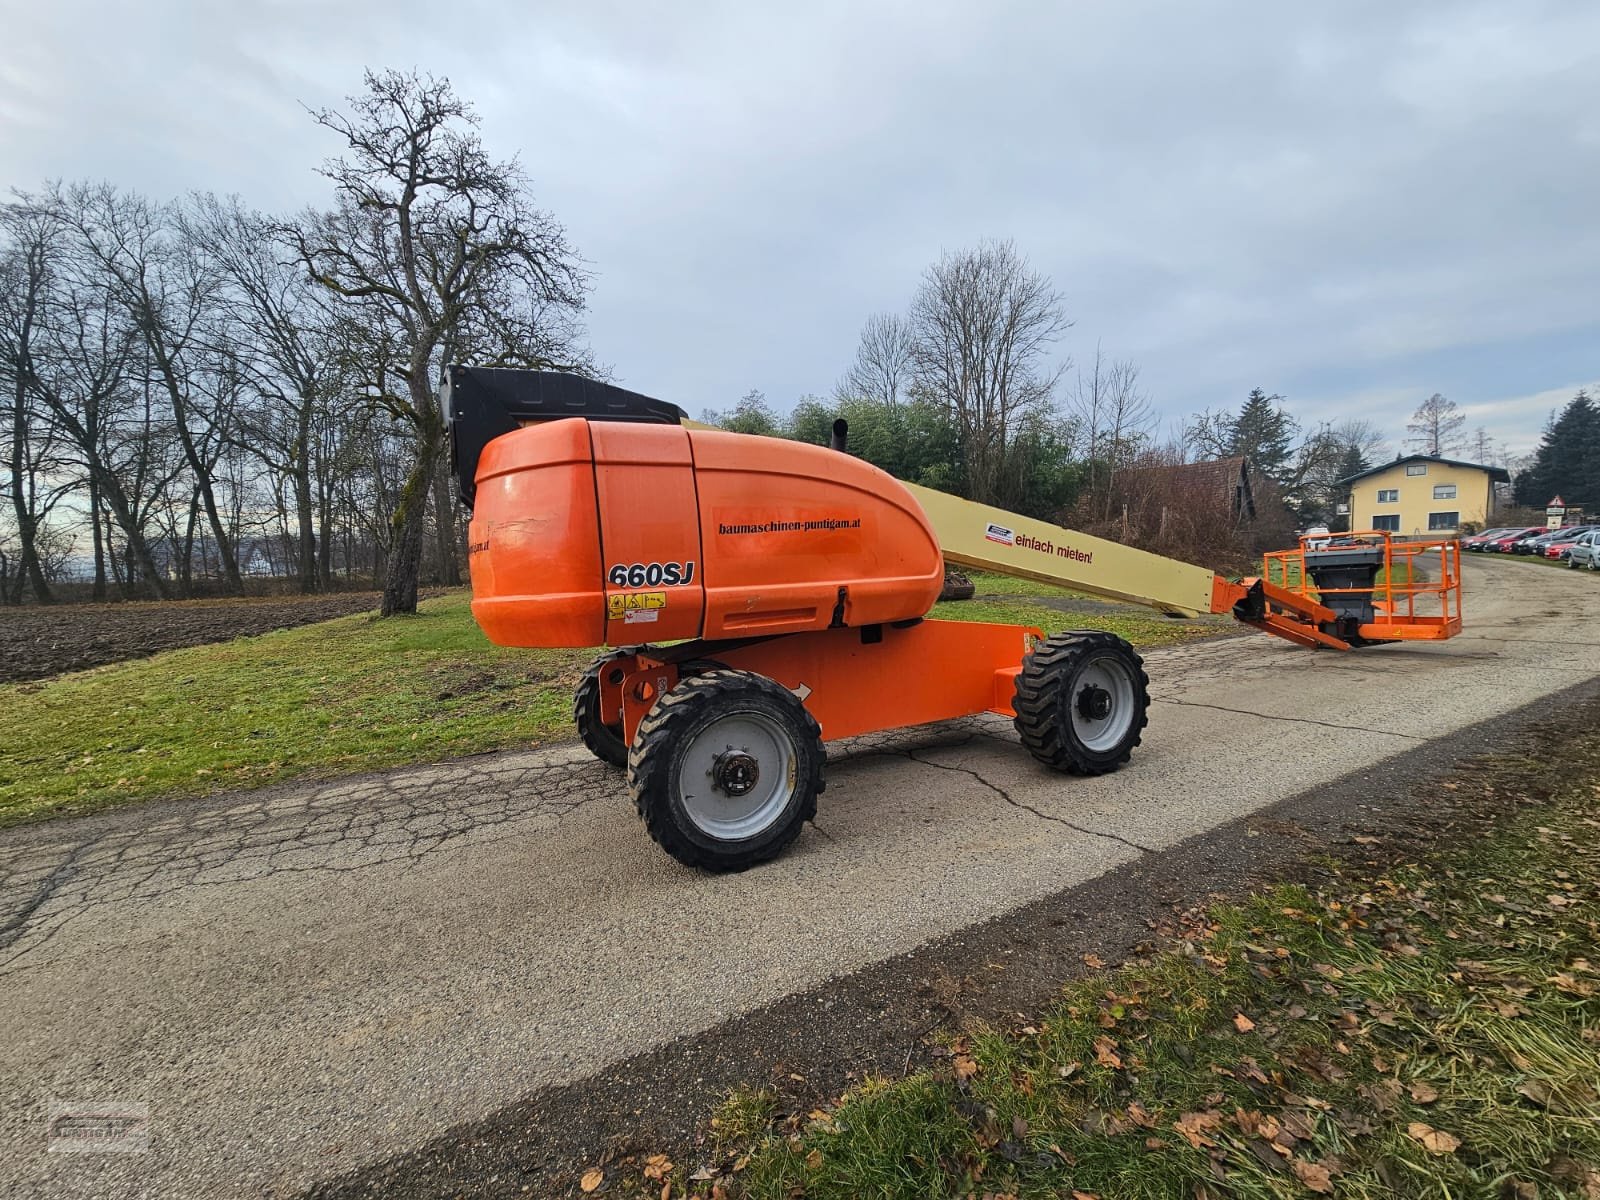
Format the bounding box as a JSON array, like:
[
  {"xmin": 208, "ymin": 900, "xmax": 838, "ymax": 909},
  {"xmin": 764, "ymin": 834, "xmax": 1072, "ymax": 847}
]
[
  {"xmin": 1181, "ymin": 407, "xmax": 1234, "ymax": 462},
  {"xmin": 0, "ymin": 202, "xmax": 60, "ymax": 602},
  {"xmin": 1406, "ymin": 392, "xmax": 1466, "ymax": 456},
  {"xmin": 1067, "ymin": 343, "xmax": 1153, "ymax": 516},
  {"xmin": 49, "ymin": 182, "xmax": 245, "ymax": 593},
  {"xmin": 189, "ymin": 196, "xmax": 348, "ymax": 593},
  {"xmin": 10, "ymin": 198, "xmax": 176, "ymax": 597},
  {"xmin": 838, "ymin": 312, "xmax": 914, "ymax": 408},
  {"xmin": 908, "ymin": 240, "xmax": 1069, "ymax": 506},
  {"xmin": 289, "ymin": 69, "xmax": 590, "ymax": 616},
  {"xmin": 1329, "ymin": 417, "xmax": 1388, "ymax": 465}
]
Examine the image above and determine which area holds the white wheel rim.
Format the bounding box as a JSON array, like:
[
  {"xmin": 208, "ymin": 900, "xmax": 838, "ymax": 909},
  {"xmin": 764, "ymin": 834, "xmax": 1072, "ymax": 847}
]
[
  {"xmin": 678, "ymin": 711, "xmax": 797, "ymax": 840},
  {"xmin": 1070, "ymin": 655, "xmax": 1139, "ymax": 753}
]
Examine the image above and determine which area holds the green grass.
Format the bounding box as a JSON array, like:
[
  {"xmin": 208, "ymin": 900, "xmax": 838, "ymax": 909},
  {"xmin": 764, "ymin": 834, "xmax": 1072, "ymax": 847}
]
[
  {"xmin": 932, "ymin": 596, "xmax": 1221, "ymax": 647},
  {"xmin": 658, "ymin": 766, "xmax": 1600, "ymax": 1200},
  {"xmin": 0, "ymin": 588, "xmax": 1221, "ymax": 828},
  {"xmin": 0, "ymin": 594, "xmax": 586, "ymax": 827},
  {"xmin": 963, "ymin": 568, "xmax": 1092, "ymax": 599}
]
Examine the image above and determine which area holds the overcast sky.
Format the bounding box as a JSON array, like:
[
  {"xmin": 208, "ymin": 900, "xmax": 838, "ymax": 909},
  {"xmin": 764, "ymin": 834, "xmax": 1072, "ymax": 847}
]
[{"xmin": 5, "ymin": 0, "xmax": 1597, "ymax": 457}]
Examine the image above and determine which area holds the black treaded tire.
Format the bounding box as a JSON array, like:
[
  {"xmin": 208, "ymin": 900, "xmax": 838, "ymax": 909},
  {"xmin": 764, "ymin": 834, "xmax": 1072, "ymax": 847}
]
[
  {"xmin": 1013, "ymin": 630, "xmax": 1150, "ymax": 774},
  {"xmin": 627, "ymin": 670, "xmax": 824, "ymax": 872},
  {"xmin": 574, "ymin": 649, "xmax": 632, "ymax": 768}
]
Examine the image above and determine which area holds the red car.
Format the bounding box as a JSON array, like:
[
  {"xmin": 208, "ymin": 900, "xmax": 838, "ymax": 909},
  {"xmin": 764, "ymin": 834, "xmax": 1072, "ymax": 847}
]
[
  {"xmin": 1478, "ymin": 526, "xmax": 1546, "ymax": 552},
  {"xmin": 1462, "ymin": 526, "xmax": 1523, "ymax": 551}
]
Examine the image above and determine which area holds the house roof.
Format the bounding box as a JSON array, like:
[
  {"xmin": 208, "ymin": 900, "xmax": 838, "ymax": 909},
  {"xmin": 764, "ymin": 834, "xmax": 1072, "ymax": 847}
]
[{"xmin": 1339, "ymin": 454, "xmax": 1511, "ymax": 486}]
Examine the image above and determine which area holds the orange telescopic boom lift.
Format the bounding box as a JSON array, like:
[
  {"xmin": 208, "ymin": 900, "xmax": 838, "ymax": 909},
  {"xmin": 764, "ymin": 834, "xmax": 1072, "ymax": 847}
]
[{"xmin": 448, "ymin": 367, "xmax": 1464, "ymax": 871}]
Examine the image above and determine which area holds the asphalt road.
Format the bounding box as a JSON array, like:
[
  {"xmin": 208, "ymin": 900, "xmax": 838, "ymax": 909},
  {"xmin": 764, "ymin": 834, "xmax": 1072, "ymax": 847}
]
[{"xmin": 2, "ymin": 555, "xmax": 1594, "ymax": 1199}]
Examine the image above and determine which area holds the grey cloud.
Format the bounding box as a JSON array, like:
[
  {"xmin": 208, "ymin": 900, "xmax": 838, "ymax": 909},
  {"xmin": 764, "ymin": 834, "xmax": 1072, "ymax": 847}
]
[{"xmin": 4, "ymin": 0, "xmax": 1595, "ymax": 452}]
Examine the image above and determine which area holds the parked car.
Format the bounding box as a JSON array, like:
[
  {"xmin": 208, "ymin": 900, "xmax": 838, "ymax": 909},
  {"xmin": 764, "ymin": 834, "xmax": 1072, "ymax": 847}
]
[
  {"xmin": 1545, "ymin": 527, "xmax": 1598, "ymax": 558},
  {"xmin": 1463, "ymin": 526, "xmax": 1521, "ymax": 551},
  {"xmin": 1542, "ymin": 531, "xmax": 1593, "ymax": 560},
  {"xmin": 1567, "ymin": 531, "xmax": 1600, "ymax": 569},
  {"xmin": 1482, "ymin": 526, "xmax": 1548, "ymax": 552},
  {"xmin": 1513, "ymin": 526, "xmax": 1583, "ymax": 554},
  {"xmin": 1535, "ymin": 525, "xmax": 1597, "ymax": 556}
]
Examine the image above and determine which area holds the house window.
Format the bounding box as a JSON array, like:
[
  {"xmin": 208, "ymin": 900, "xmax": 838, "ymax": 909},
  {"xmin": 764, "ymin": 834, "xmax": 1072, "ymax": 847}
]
[
  {"xmin": 1433, "ymin": 484, "xmax": 1457, "ymax": 499},
  {"xmin": 1372, "ymin": 515, "xmax": 1400, "ymax": 531},
  {"xmin": 1377, "ymin": 488, "xmax": 1399, "ymax": 503},
  {"xmin": 1429, "ymin": 511, "xmax": 1459, "ymax": 530},
  {"xmin": 1406, "ymin": 463, "xmax": 1428, "ymax": 476}
]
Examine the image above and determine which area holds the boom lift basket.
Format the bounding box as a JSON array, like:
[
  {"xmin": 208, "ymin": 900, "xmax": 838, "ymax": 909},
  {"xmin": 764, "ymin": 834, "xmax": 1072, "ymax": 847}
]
[{"xmin": 1261, "ymin": 532, "xmax": 1463, "ymax": 644}]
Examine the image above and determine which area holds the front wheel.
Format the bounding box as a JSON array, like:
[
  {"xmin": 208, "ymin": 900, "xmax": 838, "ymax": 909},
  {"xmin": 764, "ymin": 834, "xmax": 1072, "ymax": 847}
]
[
  {"xmin": 1013, "ymin": 631, "xmax": 1150, "ymax": 774},
  {"xmin": 627, "ymin": 670, "xmax": 824, "ymax": 871}
]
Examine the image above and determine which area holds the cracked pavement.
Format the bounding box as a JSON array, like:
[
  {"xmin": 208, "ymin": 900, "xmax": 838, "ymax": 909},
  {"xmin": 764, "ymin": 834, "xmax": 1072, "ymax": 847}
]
[{"xmin": 3, "ymin": 556, "xmax": 1596, "ymax": 1199}]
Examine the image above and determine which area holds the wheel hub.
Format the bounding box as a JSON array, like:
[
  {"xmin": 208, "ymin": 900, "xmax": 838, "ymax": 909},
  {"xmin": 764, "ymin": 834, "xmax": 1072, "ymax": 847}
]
[
  {"xmin": 1076, "ymin": 684, "xmax": 1113, "ymax": 722},
  {"xmin": 710, "ymin": 749, "xmax": 760, "ymax": 797}
]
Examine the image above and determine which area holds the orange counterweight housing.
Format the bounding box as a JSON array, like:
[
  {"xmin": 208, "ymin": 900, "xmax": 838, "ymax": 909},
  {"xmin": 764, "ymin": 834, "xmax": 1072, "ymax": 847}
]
[{"xmin": 467, "ymin": 418, "xmax": 944, "ymax": 648}]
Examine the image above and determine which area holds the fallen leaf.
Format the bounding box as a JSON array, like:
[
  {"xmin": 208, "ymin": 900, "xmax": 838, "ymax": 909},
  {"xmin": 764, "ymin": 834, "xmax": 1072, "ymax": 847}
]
[
  {"xmin": 1093, "ymin": 1036, "xmax": 1123, "ymax": 1069},
  {"xmin": 1292, "ymin": 1159, "xmax": 1335, "ymax": 1193},
  {"xmin": 804, "ymin": 1149, "xmax": 823, "ymax": 1170},
  {"xmin": 954, "ymin": 1055, "xmax": 979, "ymax": 1080},
  {"xmin": 644, "ymin": 1153, "xmax": 674, "ymax": 1180},
  {"xmin": 1173, "ymin": 1110, "xmax": 1224, "ymax": 1149},
  {"xmin": 1517, "ymin": 1079, "xmax": 1552, "ymax": 1108},
  {"xmin": 1549, "ymin": 972, "xmax": 1598, "ymax": 997},
  {"xmin": 580, "ymin": 1168, "xmax": 604, "ymax": 1193},
  {"xmin": 1408, "ymin": 1080, "xmax": 1439, "ymax": 1103},
  {"xmin": 1234, "ymin": 1012, "xmax": 1257, "ymax": 1033},
  {"xmin": 1407, "ymin": 1122, "xmax": 1461, "ymax": 1155},
  {"xmin": 1082, "ymin": 952, "xmax": 1107, "ymax": 969},
  {"xmin": 1073, "ymin": 1192, "xmax": 1101, "ymax": 1200}
]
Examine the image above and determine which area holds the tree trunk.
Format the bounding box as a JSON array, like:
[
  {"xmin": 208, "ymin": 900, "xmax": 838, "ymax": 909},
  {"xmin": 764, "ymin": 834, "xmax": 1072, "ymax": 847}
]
[
  {"xmin": 380, "ymin": 374, "xmax": 445, "ymax": 616},
  {"xmin": 150, "ymin": 344, "xmax": 244, "ymax": 595},
  {"xmin": 430, "ymin": 457, "xmax": 461, "ymax": 586},
  {"xmin": 292, "ymin": 414, "xmax": 318, "ymax": 593},
  {"xmin": 381, "ymin": 456, "xmax": 432, "ymax": 616},
  {"xmin": 96, "ymin": 467, "xmax": 170, "ymax": 600},
  {"xmin": 9, "ymin": 377, "xmax": 53, "ymax": 605},
  {"xmin": 90, "ymin": 475, "xmax": 107, "ymax": 601},
  {"xmin": 180, "ymin": 489, "xmax": 199, "ymax": 597}
]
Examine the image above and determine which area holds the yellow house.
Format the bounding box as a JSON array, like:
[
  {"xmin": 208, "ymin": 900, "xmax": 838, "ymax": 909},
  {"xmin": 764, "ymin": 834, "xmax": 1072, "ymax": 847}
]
[{"xmin": 1341, "ymin": 455, "xmax": 1510, "ymax": 537}]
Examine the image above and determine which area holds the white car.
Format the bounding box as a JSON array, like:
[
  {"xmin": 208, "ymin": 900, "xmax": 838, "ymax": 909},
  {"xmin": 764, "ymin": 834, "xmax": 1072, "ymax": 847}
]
[{"xmin": 1567, "ymin": 530, "xmax": 1600, "ymax": 570}]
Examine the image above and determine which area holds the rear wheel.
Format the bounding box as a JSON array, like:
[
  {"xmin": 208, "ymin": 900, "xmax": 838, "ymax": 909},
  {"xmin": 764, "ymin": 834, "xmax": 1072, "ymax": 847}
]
[
  {"xmin": 574, "ymin": 650, "xmax": 632, "ymax": 768},
  {"xmin": 627, "ymin": 670, "xmax": 824, "ymax": 871},
  {"xmin": 1013, "ymin": 631, "xmax": 1150, "ymax": 774}
]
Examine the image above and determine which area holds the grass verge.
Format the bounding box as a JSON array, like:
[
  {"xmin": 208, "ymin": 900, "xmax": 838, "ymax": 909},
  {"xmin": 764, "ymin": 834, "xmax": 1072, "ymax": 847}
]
[
  {"xmin": 0, "ymin": 593, "xmax": 584, "ymax": 827},
  {"xmin": 1, "ymin": 589, "xmax": 1217, "ymax": 828},
  {"xmin": 614, "ymin": 762, "xmax": 1600, "ymax": 1198}
]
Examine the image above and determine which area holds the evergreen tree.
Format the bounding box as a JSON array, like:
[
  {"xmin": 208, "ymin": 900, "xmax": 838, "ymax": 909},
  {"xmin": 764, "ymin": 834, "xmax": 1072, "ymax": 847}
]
[
  {"xmin": 1513, "ymin": 390, "xmax": 1600, "ymax": 507},
  {"xmin": 1227, "ymin": 388, "xmax": 1297, "ymax": 484},
  {"xmin": 1336, "ymin": 444, "xmax": 1368, "ymax": 480}
]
